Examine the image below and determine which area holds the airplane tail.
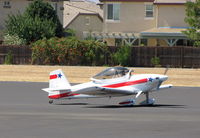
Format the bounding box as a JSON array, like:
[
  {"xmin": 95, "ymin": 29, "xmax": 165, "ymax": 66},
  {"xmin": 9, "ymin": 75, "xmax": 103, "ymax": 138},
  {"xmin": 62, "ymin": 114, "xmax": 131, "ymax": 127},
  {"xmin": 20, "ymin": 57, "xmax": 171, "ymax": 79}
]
[
  {"xmin": 49, "ymin": 69, "xmax": 71, "ymax": 89},
  {"xmin": 42, "ymin": 69, "xmax": 71, "ymax": 99}
]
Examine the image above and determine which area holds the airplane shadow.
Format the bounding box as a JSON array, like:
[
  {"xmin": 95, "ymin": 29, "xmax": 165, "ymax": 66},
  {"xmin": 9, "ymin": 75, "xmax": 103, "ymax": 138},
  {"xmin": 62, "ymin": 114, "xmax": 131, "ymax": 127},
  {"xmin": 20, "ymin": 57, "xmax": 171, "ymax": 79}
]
[
  {"xmin": 52, "ymin": 101, "xmax": 186, "ymax": 109},
  {"xmin": 85, "ymin": 104, "xmax": 187, "ymax": 109},
  {"xmin": 54, "ymin": 103, "xmax": 89, "ymax": 105}
]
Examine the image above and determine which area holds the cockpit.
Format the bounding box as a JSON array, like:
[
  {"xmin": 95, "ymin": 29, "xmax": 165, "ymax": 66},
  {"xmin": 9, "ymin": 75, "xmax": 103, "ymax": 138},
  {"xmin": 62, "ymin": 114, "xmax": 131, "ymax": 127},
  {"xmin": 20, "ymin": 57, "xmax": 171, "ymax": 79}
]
[{"xmin": 92, "ymin": 67, "xmax": 131, "ymax": 80}]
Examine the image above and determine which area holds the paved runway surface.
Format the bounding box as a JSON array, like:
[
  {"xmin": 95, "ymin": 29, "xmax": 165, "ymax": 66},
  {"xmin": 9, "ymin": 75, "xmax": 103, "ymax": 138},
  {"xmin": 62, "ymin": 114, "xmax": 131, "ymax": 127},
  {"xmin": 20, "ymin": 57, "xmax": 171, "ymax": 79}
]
[{"xmin": 0, "ymin": 82, "xmax": 200, "ymax": 138}]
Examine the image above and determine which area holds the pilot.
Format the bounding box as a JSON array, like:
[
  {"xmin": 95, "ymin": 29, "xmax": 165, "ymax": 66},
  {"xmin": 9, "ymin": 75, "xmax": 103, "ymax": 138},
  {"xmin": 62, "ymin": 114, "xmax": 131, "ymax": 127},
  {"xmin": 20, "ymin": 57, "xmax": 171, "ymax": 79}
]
[{"xmin": 121, "ymin": 70, "xmax": 126, "ymax": 76}]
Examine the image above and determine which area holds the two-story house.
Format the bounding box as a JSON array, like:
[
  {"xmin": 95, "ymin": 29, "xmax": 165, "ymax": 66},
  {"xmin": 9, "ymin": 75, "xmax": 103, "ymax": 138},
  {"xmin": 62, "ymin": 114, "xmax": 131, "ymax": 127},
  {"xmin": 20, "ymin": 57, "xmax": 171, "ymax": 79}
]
[
  {"xmin": 0, "ymin": 0, "xmax": 103, "ymax": 39},
  {"xmin": 92, "ymin": 0, "xmax": 194, "ymax": 46}
]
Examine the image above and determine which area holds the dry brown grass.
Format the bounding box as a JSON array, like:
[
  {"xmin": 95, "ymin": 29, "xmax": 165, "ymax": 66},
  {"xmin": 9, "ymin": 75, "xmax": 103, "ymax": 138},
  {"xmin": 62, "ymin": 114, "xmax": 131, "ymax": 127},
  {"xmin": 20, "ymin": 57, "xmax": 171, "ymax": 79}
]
[{"xmin": 0, "ymin": 65, "xmax": 199, "ymax": 87}]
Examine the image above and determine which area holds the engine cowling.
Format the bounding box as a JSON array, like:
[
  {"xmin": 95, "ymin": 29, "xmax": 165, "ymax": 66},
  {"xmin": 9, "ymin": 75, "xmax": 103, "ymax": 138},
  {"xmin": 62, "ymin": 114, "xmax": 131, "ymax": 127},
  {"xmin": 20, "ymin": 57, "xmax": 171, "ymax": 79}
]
[{"xmin": 119, "ymin": 99, "xmax": 135, "ymax": 106}]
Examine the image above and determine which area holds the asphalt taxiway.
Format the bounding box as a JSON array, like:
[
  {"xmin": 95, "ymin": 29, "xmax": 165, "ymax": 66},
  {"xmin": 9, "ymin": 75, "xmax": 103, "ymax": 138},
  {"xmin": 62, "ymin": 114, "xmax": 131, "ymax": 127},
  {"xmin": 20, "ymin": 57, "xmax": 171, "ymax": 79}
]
[{"xmin": 0, "ymin": 82, "xmax": 200, "ymax": 138}]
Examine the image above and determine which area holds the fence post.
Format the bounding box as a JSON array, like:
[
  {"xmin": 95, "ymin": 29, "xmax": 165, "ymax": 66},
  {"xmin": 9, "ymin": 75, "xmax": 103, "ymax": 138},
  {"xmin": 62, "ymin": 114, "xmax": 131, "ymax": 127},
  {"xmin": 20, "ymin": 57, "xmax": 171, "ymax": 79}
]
[{"xmin": 181, "ymin": 47, "xmax": 184, "ymax": 68}]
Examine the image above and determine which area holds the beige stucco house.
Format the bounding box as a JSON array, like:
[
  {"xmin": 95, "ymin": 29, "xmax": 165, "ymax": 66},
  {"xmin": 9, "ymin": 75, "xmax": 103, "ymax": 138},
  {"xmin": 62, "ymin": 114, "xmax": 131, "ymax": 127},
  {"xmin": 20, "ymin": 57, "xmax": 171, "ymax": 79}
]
[
  {"xmin": 64, "ymin": 0, "xmax": 103, "ymax": 39},
  {"xmin": 0, "ymin": 0, "xmax": 103, "ymax": 39},
  {"xmin": 91, "ymin": 0, "xmax": 195, "ymax": 46}
]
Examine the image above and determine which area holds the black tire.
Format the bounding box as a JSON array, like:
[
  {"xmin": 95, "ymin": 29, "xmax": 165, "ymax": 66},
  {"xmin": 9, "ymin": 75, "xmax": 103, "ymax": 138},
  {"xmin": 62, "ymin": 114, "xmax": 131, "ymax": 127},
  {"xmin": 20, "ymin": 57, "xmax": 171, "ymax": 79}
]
[{"xmin": 49, "ymin": 100, "xmax": 53, "ymax": 104}]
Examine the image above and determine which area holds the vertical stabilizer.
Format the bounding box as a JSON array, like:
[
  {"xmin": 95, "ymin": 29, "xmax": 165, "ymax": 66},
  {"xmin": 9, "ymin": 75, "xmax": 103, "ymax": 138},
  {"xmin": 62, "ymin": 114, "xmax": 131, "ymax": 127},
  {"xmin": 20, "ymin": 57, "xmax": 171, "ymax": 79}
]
[{"xmin": 49, "ymin": 69, "xmax": 71, "ymax": 89}]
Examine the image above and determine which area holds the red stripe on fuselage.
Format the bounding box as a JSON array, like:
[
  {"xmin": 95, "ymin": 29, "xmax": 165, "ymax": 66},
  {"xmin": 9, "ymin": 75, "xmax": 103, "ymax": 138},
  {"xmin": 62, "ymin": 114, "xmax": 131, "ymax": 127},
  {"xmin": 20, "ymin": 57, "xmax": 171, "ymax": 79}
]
[
  {"xmin": 103, "ymin": 78, "xmax": 148, "ymax": 88},
  {"xmin": 48, "ymin": 93, "xmax": 80, "ymax": 99},
  {"xmin": 50, "ymin": 74, "xmax": 57, "ymax": 80}
]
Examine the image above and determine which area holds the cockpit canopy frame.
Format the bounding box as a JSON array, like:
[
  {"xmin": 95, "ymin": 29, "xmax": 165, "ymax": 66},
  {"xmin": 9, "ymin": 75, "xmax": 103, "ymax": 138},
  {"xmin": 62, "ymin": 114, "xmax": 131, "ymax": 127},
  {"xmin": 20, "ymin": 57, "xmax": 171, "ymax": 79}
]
[{"xmin": 92, "ymin": 67, "xmax": 130, "ymax": 80}]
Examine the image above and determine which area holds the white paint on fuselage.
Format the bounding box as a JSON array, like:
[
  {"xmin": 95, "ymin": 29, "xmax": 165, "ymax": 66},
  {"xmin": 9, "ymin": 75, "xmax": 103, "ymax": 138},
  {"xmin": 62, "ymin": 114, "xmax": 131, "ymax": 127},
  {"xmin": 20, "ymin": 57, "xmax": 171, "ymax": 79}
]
[{"xmin": 70, "ymin": 74, "xmax": 168, "ymax": 97}]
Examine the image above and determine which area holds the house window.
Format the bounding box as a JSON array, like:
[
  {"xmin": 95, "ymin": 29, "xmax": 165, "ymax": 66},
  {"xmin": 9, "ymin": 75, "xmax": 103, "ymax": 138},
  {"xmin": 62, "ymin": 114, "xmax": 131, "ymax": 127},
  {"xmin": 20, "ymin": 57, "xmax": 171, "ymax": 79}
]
[
  {"xmin": 3, "ymin": 1, "xmax": 11, "ymax": 8},
  {"xmin": 107, "ymin": 3, "xmax": 120, "ymax": 21},
  {"xmin": 85, "ymin": 17, "xmax": 90, "ymax": 26},
  {"xmin": 145, "ymin": 4, "xmax": 153, "ymax": 18}
]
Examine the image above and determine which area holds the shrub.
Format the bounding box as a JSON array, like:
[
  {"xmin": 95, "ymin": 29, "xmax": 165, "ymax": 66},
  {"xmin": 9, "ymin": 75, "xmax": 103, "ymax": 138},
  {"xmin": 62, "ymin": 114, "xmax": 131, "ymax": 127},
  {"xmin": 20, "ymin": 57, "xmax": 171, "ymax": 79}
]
[
  {"xmin": 151, "ymin": 56, "xmax": 160, "ymax": 67},
  {"xmin": 64, "ymin": 28, "xmax": 76, "ymax": 37},
  {"xmin": 112, "ymin": 45, "xmax": 131, "ymax": 66},
  {"xmin": 31, "ymin": 38, "xmax": 49, "ymax": 64},
  {"xmin": 81, "ymin": 40, "xmax": 108, "ymax": 65},
  {"xmin": 3, "ymin": 34, "xmax": 26, "ymax": 45},
  {"xmin": 31, "ymin": 37, "xmax": 108, "ymax": 65},
  {"xmin": 0, "ymin": 30, "xmax": 4, "ymax": 41},
  {"xmin": 4, "ymin": 51, "xmax": 13, "ymax": 64}
]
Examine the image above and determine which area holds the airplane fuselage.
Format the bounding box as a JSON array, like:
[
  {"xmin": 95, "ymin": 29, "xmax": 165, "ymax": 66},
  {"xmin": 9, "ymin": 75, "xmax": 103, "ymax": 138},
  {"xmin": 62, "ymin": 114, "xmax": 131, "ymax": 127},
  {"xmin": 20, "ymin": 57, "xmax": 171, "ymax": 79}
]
[{"xmin": 48, "ymin": 74, "xmax": 168, "ymax": 99}]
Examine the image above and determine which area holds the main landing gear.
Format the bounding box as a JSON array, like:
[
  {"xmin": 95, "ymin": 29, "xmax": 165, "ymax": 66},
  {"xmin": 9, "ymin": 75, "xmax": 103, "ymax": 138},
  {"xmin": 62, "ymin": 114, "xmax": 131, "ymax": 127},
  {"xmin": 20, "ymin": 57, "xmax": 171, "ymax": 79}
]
[
  {"xmin": 140, "ymin": 92, "xmax": 155, "ymax": 105},
  {"xmin": 49, "ymin": 100, "xmax": 54, "ymax": 104},
  {"xmin": 119, "ymin": 99, "xmax": 136, "ymax": 106},
  {"xmin": 119, "ymin": 91, "xmax": 155, "ymax": 106}
]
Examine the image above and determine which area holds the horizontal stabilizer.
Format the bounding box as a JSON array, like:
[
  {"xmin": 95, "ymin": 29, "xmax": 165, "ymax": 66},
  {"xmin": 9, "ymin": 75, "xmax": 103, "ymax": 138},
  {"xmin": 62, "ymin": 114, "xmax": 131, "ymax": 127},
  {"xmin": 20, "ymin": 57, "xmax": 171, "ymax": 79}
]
[
  {"xmin": 65, "ymin": 94, "xmax": 97, "ymax": 99},
  {"xmin": 42, "ymin": 88, "xmax": 71, "ymax": 93},
  {"xmin": 159, "ymin": 84, "xmax": 173, "ymax": 89}
]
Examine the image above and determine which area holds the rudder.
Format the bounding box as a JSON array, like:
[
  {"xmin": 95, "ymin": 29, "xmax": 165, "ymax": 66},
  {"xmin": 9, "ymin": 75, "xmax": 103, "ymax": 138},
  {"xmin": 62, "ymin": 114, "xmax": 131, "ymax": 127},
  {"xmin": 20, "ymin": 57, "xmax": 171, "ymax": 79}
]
[{"xmin": 49, "ymin": 69, "xmax": 71, "ymax": 89}]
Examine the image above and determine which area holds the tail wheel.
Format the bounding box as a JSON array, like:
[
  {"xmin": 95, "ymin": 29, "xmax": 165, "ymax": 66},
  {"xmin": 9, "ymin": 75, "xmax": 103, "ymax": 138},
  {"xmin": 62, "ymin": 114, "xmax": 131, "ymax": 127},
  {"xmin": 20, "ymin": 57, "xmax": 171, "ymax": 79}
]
[{"xmin": 49, "ymin": 100, "xmax": 53, "ymax": 104}]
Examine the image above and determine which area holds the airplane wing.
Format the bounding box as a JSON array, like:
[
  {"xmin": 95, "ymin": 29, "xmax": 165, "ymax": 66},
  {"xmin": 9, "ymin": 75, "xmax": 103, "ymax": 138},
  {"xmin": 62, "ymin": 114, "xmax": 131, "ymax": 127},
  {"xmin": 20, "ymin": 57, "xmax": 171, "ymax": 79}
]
[
  {"xmin": 159, "ymin": 84, "xmax": 173, "ymax": 89},
  {"xmin": 72, "ymin": 83, "xmax": 172, "ymax": 98},
  {"xmin": 72, "ymin": 85, "xmax": 136, "ymax": 97},
  {"xmin": 101, "ymin": 87, "xmax": 133, "ymax": 94},
  {"xmin": 152, "ymin": 84, "xmax": 173, "ymax": 92}
]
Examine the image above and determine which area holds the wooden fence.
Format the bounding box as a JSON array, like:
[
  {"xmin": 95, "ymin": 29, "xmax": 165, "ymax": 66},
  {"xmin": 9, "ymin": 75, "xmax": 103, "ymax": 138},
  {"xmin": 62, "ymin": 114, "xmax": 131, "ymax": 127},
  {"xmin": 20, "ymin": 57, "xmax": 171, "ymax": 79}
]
[
  {"xmin": 0, "ymin": 45, "xmax": 31, "ymax": 64},
  {"xmin": 131, "ymin": 46, "xmax": 200, "ymax": 68},
  {"xmin": 0, "ymin": 45, "xmax": 200, "ymax": 68}
]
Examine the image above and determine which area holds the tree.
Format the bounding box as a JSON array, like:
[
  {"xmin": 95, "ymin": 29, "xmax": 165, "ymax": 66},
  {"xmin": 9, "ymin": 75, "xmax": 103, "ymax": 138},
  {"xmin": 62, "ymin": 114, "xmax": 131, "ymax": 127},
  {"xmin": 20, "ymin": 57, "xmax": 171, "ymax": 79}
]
[
  {"xmin": 184, "ymin": 0, "xmax": 200, "ymax": 46},
  {"xmin": 5, "ymin": 0, "xmax": 63, "ymax": 44},
  {"xmin": 25, "ymin": 0, "xmax": 63, "ymax": 37}
]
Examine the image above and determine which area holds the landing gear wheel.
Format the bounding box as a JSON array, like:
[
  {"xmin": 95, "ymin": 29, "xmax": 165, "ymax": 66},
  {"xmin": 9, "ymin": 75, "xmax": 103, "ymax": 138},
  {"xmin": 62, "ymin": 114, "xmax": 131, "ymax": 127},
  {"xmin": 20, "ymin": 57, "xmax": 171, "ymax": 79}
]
[
  {"xmin": 49, "ymin": 100, "xmax": 53, "ymax": 104},
  {"xmin": 140, "ymin": 98, "xmax": 155, "ymax": 106},
  {"xmin": 140, "ymin": 92, "xmax": 155, "ymax": 105}
]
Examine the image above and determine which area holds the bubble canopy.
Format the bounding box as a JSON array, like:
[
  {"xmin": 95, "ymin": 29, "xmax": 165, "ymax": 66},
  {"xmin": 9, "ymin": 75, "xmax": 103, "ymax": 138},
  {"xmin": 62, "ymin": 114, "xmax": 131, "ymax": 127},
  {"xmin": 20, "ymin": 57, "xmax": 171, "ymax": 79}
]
[{"xmin": 92, "ymin": 67, "xmax": 130, "ymax": 80}]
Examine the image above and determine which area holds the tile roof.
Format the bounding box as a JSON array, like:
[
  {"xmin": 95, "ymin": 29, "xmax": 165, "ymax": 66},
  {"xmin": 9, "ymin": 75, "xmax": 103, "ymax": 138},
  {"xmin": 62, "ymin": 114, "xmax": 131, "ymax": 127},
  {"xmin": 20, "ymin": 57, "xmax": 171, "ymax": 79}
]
[
  {"xmin": 63, "ymin": 0, "xmax": 103, "ymax": 27},
  {"xmin": 141, "ymin": 27, "xmax": 188, "ymax": 38},
  {"xmin": 142, "ymin": 27, "xmax": 187, "ymax": 33}
]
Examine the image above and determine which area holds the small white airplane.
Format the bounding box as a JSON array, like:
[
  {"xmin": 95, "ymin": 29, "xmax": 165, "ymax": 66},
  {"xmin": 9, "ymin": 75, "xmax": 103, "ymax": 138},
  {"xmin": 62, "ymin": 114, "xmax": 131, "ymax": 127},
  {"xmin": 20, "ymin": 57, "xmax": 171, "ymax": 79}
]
[{"xmin": 42, "ymin": 67, "xmax": 172, "ymax": 106}]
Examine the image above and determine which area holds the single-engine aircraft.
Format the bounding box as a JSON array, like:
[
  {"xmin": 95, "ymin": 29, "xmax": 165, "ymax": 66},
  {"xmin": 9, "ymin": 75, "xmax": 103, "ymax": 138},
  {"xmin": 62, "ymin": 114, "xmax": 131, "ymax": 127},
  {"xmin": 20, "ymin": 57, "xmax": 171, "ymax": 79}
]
[{"xmin": 42, "ymin": 67, "xmax": 172, "ymax": 106}]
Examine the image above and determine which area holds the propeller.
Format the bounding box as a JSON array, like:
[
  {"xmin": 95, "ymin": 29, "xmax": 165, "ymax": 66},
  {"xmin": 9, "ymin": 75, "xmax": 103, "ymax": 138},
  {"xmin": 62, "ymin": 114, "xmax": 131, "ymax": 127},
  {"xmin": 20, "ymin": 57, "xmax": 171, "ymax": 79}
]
[
  {"xmin": 157, "ymin": 79, "xmax": 162, "ymax": 90},
  {"xmin": 164, "ymin": 65, "xmax": 170, "ymax": 75},
  {"xmin": 157, "ymin": 65, "xmax": 170, "ymax": 90}
]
